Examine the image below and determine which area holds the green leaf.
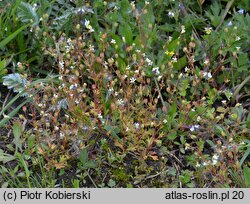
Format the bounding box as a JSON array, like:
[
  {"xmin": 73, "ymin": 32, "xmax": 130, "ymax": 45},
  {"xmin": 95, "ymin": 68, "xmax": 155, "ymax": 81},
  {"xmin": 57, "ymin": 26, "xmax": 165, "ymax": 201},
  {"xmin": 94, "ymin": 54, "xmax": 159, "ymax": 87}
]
[
  {"xmin": 119, "ymin": 23, "xmax": 133, "ymax": 45},
  {"xmin": 246, "ymin": 113, "xmax": 250, "ymax": 128},
  {"xmin": 206, "ymin": 139, "xmax": 216, "ymax": 148},
  {"xmin": 238, "ymin": 53, "xmax": 248, "ymax": 66},
  {"xmin": 169, "ymin": 102, "xmax": 177, "ymax": 118},
  {"xmin": 108, "ymin": 179, "xmax": 116, "ymax": 187},
  {"xmin": 0, "ymin": 149, "xmax": 16, "ymax": 163},
  {"xmin": 240, "ymin": 140, "xmax": 250, "ymax": 166},
  {"xmin": 12, "ymin": 121, "xmax": 22, "ymax": 152},
  {"xmin": 0, "ymin": 59, "xmax": 8, "ymax": 80},
  {"xmin": 166, "ymin": 38, "xmax": 180, "ymax": 52},
  {"xmin": 79, "ymin": 149, "xmax": 96, "ymax": 169},
  {"xmin": 17, "ymin": 2, "xmax": 39, "ymax": 25},
  {"xmin": 159, "ymin": 23, "xmax": 175, "ymax": 32},
  {"xmin": 79, "ymin": 149, "xmax": 88, "ymax": 164},
  {"xmin": 0, "ymin": 99, "xmax": 29, "ymax": 128},
  {"xmin": 243, "ymin": 166, "xmax": 250, "ymax": 187},
  {"xmin": 168, "ymin": 132, "xmax": 177, "ymax": 140},
  {"xmin": 0, "ymin": 24, "xmax": 30, "ymax": 49},
  {"xmin": 205, "ymin": 1, "xmax": 222, "ymax": 27},
  {"xmin": 0, "ymin": 59, "xmax": 7, "ymax": 71},
  {"xmin": 85, "ymin": 161, "xmax": 96, "ymax": 169},
  {"xmin": 3, "ymin": 73, "xmax": 29, "ymax": 96},
  {"xmin": 120, "ymin": 0, "xmax": 130, "ymax": 19},
  {"xmin": 173, "ymin": 56, "xmax": 187, "ymax": 71}
]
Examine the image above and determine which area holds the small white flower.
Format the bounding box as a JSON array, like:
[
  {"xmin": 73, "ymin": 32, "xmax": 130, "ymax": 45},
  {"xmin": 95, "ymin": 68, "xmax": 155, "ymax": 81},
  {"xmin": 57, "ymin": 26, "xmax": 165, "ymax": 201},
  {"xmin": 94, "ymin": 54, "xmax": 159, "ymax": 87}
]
[
  {"xmin": 152, "ymin": 67, "xmax": 160, "ymax": 75},
  {"xmin": 108, "ymin": 87, "xmax": 114, "ymax": 92},
  {"xmin": 85, "ymin": 19, "xmax": 90, "ymax": 27},
  {"xmin": 168, "ymin": 36, "xmax": 173, "ymax": 42},
  {"xmin": 207, "ymin": 72, "xmax": 212, "ymax": 79},
  {"xmin": 126, "ymin": 127, "xmax": 130, "ymax": 132},
  {"xmin": 222, "ymin": 100, "xmax": 227, "ymax": 104},
  {"xmin": 54, "ymin": 94, "xmax": 58, "ymax": 99},
  {"xmin": 54, "ymin": 126, "xmax": 59, "ymax": 131},
  {"xmin": 238, "ymin": 9, "xmax": 244, "ymax": 14},
  {"xmin": 184, "ymin": 67, "xmax": 190, "ymax": 72},
  {"xmin": 171, "ymin": 56, "xmax": 177, "ymax": 63},
  {"xmin": 204, "ymin": 27, "xmax": 212, "ymax": 34},
  {"xmin": 236, "ymin": 46, "xmax": 240, "ymax": 51},
  {"xmin": 85, "ymin": 19, "xmax": 94, "ymax": 32},
  {"xmin": 235, "ymin": 36, "xmax": 241, "ymax": 41},
  {"xmin": 203, "ymin": 71, "xmax": 212, "ymax": 79},
  {"xmin": 134, "ymin": 122, "xmax": 140, "ymax": 129},
  {"xmin": 59, "ymin": 61, "xmax": 64, "ymax": 69},
  {"xmin": 67, "ymin": 38, "xmax": 72, "ymax": 45},
  {"xmin": 235, "ymin": 103, "xmax": 242, "ymax": 107},
  {"xmin": 33, "ymin": 3, "xmax": 38, "ymax": 9},
  {"xmin": 75, "ymin": 99, "xmax": 80, "ymax": 104},
  {"xmin": 190, "ymin": 125, "xmax": 199, "ymax": 132},
  {"xmin": 89, "ymin": 45, "xmax": 95, "ymax": 52},
  {"xmin": 111, "ymin": 39, "xmax": 116, "ymax": 44},
  {"xmin": 183, "ymin": 47, "xmax": 188, "ymax": 52},
  {"xmin": 130, "ymin": 77, "xmax": 136, "ymax": 83},
  {"xmin": 60, "ymin": 132, "xmax": 65, "ymax": 139},
  {"xmin": 181, "ymin": 25, "xmax": 185, "ymax": 34},
  {"xmin": 204, "ymin": 59, "xmax": 209, "ymax": 65},
  {"xmin": 197, "ymin": 116, "xmax": 201, "ymax": 122},
  {"xmin": 126, "ymin": 65, "xmax": 131, "ymax": 70},
  {"xmin": 130, "ymin": 1, "xmax": 135, "ymax": 9},
  {"xmin": 157, "ymin": 75, "xmax": 162, "ymax": 81},
  {"xmin": 168, "ymin": 11, "xmax": 175, "ymax": 17},
  {"xmin": 145, "ymin": 58, "xmax": 153, "ymax": 66},
  {"xmin": 227, "ymin": 21, "xmax": 232, "ymax": 26},
  {"xmin": 17, "ymin": 62, "xmax": 22, "ymax": 68},
  {"xmin": 117, "ymin": 98, "xmax": 124, "ymax": 106},
  {"xmin": 145, "ymin": 1, "xmax": 149, "ymax": 5},
  {"xmin": 98, "ymin": 113, "xmax": 103, "ymax": 119},
  {"xmin": 70, "ymin": 83, "xmax": 77, "ymax": 90},
  {"xmin": 115, "ymin": 91, "xmax": 119, "ymax": 96},
  {"xmin": 202, "ymin": 161, "xmax": 208, "ymax": 166},
  {"xmin": 190, "ymin": 126, "xmax": 195, "ymax": 132},
  {"xmin": 65, "ymin": 45, "xmax": 70, "ymax": 53},
  {"xmin": 163, "ymin": 119, "xmax": 168, "ymax": 124},
  {"xmin": 212, "ymin": 154, "xmax": 219, "ymax": 165},
  {"xmin": 135, "ymin": 49, "xmax": 141, "ymax": 53},
  {"xmin": 185, "ymin": 143, "xmax": 190, "ymax": 150},
  {"xmin": 195, "ymin": 162, "xmax": 201, "ymax": 167},
  {"xmin": 178, "ymin": 73, "xmax": 183, "ymax": 79}
]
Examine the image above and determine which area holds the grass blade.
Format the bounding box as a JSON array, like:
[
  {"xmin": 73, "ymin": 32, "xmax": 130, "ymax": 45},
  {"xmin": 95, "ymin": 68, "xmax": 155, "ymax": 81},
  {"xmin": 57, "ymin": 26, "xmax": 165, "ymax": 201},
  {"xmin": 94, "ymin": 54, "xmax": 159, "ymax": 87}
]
[{"xmin": 0, "ymin": 24, "xmax": 30, "ymax": 49}]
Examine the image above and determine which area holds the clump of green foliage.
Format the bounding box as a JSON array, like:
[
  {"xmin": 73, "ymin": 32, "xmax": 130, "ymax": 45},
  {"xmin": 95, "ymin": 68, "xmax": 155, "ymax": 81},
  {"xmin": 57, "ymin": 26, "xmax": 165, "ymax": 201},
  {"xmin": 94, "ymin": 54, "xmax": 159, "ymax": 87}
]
[{"xmin": 0, "ymin": 0, "xmax": 250, "ymax": 188}]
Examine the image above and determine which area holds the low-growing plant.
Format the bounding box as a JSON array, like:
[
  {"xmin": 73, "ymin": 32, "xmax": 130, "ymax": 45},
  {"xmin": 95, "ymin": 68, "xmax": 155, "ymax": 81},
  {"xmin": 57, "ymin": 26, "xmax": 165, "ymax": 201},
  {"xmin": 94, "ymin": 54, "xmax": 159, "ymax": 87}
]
[{"xmin": 0, "ymin": 0, "xmax": 249, "ymax": 188}]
